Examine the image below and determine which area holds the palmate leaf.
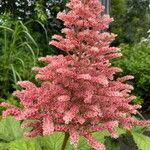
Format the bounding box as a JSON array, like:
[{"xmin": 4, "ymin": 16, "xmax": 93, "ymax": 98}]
[
  {"xmin": 59, "ymin": 128, "xmax": 126, "ymax": 150},
  {"xmin": 116, "ymin": 127, "xmax": 126, "ymax": 135},
  {"xmin": 132, "ymin": 132, "xmax": 150, "ymax": 150},
  {"xmin": 92, "ymin": 130, "xmax": 110, "ymax": 143},
  {"xmin": 94, "ymin": 130, "xmax": 120, "ymax": 150},
  {"xmin": 65, "ymin": 130, "xmax": 110, "ymax": 150},
  {"xmin": 0, "ymin": 116, "xmax": 131, "ymax": 150},
  {"xmin": 37, "ymin": 132, "xmax": 65, "ymax": 150},
  {"xmin": 105, "ymin": 138, "xmax": 120, "ymax": 150},
  {"xmin": 76, "ymin": 137, "xmax": 92, "ymax": 150},
  {"xmin": 65, "ymin": 136, "xmax": 92, "ymax": 150},
  {"xmin": 10, "ymin": 133, "xmax": 69, "ymax": 150},
  {"xmin": 9, "ymin": 138, "xmax": 41, "ymax": 150},
  {"xmin": 34, "ymin": 130, "xmax": 110, "ymax": 150},
  {"xmin": 131, "ymin": 126, "xmax": 146, "ymax": 133},
  {"xmin": 0, "ymin": 116, "xmax": 24, "ymax": 142}
]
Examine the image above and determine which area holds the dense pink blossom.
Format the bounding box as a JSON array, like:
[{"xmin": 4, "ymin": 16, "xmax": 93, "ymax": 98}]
[{"xmin": 1, "ymin": 0, "xmax": 150, "ymax": 150}]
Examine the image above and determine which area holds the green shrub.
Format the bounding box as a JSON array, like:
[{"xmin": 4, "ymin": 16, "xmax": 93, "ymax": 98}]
[{"xmin": 112, "ymin": 42, "xmax": 150, "ymax": 107}]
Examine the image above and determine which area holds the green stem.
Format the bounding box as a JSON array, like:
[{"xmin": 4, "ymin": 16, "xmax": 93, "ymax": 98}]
[
  {"xmin": 137, "ymin": 111, "xmax": 145, "ymax": 120},
  {"xmin": 61, "ymin": 132, "xmax": 69, "ymax": 150}
]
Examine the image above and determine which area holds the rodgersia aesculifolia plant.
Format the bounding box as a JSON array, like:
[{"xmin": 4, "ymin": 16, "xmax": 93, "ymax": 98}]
[{"xmin": 1, "ymin": 0, "xmax": 150, "ymax": 149}]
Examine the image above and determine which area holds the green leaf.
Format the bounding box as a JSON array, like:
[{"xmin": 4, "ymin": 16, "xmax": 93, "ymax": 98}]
[
  {"xmin": 0, "ymin": 26, "xmax": 14, "ymax": 32},
  {"xmin": 0, "ymin": 116, "xmax": 24, "ymax": 142},
  {"xmin": 131, "ymin": 126, "xmax": 146, "ymax": 133},
  {"xmin": 37, "ymin": 132, "xmax": 65, "ymax": 150},
  {"xmin": 9, "ymin": 138, "xmax": 41, "ymax": 150},
  {"xmin": 132, "ymin": 132, "xmax": 150, "ymax": 150},
  {"xmin": 105, "ymin": 137, "xmax": 120, "ymax": 150},
  {"xmin": 92, "ymin": 130, "xmax": 110, "ymax": 143},
  {"xmin": 116, "ymin": 127, "xmax": 126, "ymax": 135},
  {"xmin": 38, "ymin": 132, "xmax": 93, "ymax": 150},
  {"xmin": 76, "ymin": 136, "xmax": 92, "ymax": 150},
  {"xmin": 65, "ymin": 136, "xmax": 92, "ymax": 150},
  {"xmin": 66, "ymin": 130, "xmax": 110, "ymax": 150},
  {"xmin": 22, "ymin": 31, "xmax": 38, "ymax": 48}
]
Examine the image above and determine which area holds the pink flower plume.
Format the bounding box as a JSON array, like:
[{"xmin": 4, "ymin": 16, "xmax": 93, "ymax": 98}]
[{"xmin": 1, "ymin": 0, "xmax": 150, "ymax": 149}]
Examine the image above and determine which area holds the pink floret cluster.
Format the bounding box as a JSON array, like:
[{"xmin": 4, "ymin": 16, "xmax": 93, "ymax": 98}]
[{"xmin": 1, "ymin": 0, "xmax": 150, "ymax": 149}]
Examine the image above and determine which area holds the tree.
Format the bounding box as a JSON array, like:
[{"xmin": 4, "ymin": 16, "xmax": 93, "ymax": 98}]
[
  {"xmin": 110, "ymin": 0, "xmax": 126, "ymax": 45},
  {"xmin": 110, "ymin": 0, "xmax": 149, "ymax": 44}
]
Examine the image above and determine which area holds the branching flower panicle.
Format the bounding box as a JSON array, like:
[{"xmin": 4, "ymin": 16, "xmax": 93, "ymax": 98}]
[{"xmin": 1, "ymin": 0, "xmax": 150, "ymax": 150}]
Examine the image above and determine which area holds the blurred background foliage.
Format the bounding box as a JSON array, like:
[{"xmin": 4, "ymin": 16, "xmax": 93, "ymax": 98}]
[
  {"xmin": 112, "ymin": 37, "xmax": 150, "ymax": 110},
  {"xmin": 110, "ymin": 0, "xmax": 149, "ymax": 45},
  {"xmin": 0, "ymin": 0, "xmax": 149, "ymax": 112}
]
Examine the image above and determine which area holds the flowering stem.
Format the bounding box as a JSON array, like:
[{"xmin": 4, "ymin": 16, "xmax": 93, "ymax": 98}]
[{"xmin": 61, "ymin": 132, "xmax": 69, "ymax": 150}]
